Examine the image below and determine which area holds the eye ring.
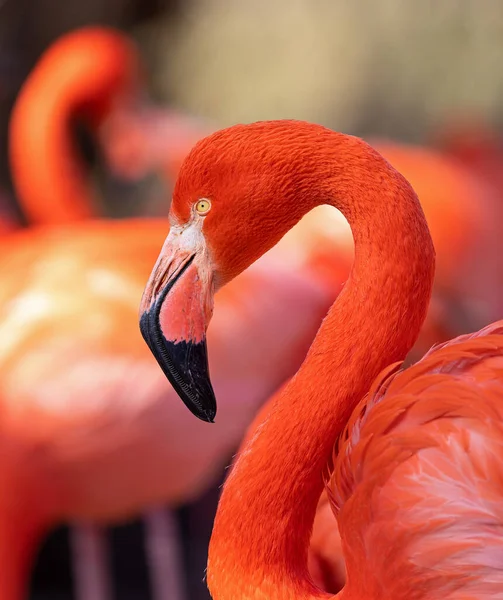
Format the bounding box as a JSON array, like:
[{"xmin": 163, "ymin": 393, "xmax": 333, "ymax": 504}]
[{"xmin": 195, "ymin": 198, "xmax": 211, "ymax": 215}]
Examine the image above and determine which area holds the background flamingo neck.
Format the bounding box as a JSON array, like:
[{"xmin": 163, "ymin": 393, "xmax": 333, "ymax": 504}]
[
  {"xmin": 12, "ymin": 90, "xmax": 96, "ymax": 225},
  {"xmin": 208, "ymin": 137, "xmax": 435, "ymax": 600},
  {"xmin": 9, "ymin": 28, "xmax": 140, "ymax": 226}
]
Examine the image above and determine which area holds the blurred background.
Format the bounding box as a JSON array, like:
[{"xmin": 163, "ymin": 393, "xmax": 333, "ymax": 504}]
[
  {"xmin": 1, "ymin": 0, "xmax": 503, "ymax": 598},
  {"xmin": 4, "ymin": 0, "xmax": 503, "ymax": 214}
]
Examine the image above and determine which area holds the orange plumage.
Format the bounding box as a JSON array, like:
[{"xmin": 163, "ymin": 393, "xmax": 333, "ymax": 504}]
[{"xmin": 328, "ymin": 321, "xmax": 503, "ymax": 599}]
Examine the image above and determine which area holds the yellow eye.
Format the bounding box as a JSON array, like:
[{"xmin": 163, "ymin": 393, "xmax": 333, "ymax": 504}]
[{"xmin": 195, "ymin": 198, "xmax": 211, "ymax": 215}]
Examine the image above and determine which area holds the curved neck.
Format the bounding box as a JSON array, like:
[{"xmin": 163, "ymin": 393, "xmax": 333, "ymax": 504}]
[
  {"xmin": 208, "ymin": 135, "xmax": 435, "ymax": 600},
  {"xmin": 9, "ymin": 29, "xmax": 139, "ymax": 226}
]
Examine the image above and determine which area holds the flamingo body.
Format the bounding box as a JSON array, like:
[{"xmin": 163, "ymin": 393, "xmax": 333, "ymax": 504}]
[
  {"xmin": 0, "ymin": 219, "xmax": 332, "ymax": 522},
  {"xmin": 330, "ymin": 321, "xmax": 503, "ymax": 599},
  {"xmin": 0, "ymin": 217, "xmax": 334, "ymax": 598}
]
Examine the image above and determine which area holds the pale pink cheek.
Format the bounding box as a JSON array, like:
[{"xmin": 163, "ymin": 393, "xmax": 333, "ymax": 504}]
[{"xmin": 158, "ymin": 264, "xmax": 208, "ymax": 344}]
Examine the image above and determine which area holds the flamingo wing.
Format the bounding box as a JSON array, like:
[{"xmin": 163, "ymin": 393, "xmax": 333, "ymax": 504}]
[{"xmin": 326, "ymin": 321, "xmax": 503, "ymax": 599}]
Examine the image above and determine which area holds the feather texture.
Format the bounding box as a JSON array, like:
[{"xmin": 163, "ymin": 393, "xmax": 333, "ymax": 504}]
[{"xmin": 327, "ymin": 321, "xmax": 503, "ymax": 599}]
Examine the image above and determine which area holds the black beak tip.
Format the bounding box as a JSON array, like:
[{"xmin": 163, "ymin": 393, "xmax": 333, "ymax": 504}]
[
  {"xmin": 199, "ymin": 408, "xmax": 216, "ymax": 424},
  {"xmin": 140, "ymin": 308, "xmax": 217, "ymax": 423}
]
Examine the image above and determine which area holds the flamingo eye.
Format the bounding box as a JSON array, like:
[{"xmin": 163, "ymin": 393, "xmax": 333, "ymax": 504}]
[{"xmin": 195, "ymin": 199, "xmax": 211, "ymax": 215}]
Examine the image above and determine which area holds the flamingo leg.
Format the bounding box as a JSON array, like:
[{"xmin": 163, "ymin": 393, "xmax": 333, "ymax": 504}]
[
  {"xmin": 70, "ymin": 523, "xmax": 114, "ymax": 600},
  {"xmin": 144, "ymin": 507, "xmax": 188, "ymax": 600}
]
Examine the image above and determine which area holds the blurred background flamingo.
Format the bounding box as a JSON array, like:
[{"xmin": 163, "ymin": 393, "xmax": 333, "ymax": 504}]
[
  {"xmin": 1, "ymin": 1, "xmax": 503, "ymax": 598},
  {"xmin": 4, "ymin": 23, "xmax": 353, "ymax": 600}
]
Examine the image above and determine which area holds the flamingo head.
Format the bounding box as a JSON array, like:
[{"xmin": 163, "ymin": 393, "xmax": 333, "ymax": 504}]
[{"xmin": 139, "ymin": 120, "xmax": 327, "ymax": 421}]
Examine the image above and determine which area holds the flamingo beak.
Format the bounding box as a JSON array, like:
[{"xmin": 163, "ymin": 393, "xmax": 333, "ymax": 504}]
[{"xmin": 139, "ymin": 225, "xmax": 216, "ymax": 422}]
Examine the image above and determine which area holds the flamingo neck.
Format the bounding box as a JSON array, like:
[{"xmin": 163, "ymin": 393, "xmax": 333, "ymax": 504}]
[
  {"xmin": 207, "ymin": 134, "xmax": 435, "ymax": 600},
  {"xmin": 9, "ymin": 29, "xmax": 140, "ymax": 226}
]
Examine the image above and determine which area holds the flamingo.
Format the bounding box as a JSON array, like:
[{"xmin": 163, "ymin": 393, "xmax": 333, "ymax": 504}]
[
  {"xmin": 140, "ymin": 119, "xmax": 503, "ymax": 600},
  {"xmin": 15, "ymin": 27, "xmax": 495, "ymax": 597},
  {"xmin": 7, "ymin": 24, "xmax": 166, "ymax": 599},
  {"xmin": 19, "ymin": 29, "xmax": 493, "ymax": 594},
  {"xmin": 7, "ymin": 24, "xmax": 214, "ymax": 598},
  {"xmin": 196, "ymin": 134, "xmax": 503, "ymax": 597},
  {"xmin": 6, "ymin": 31, "xmax": 345, "ymax": 600}
]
